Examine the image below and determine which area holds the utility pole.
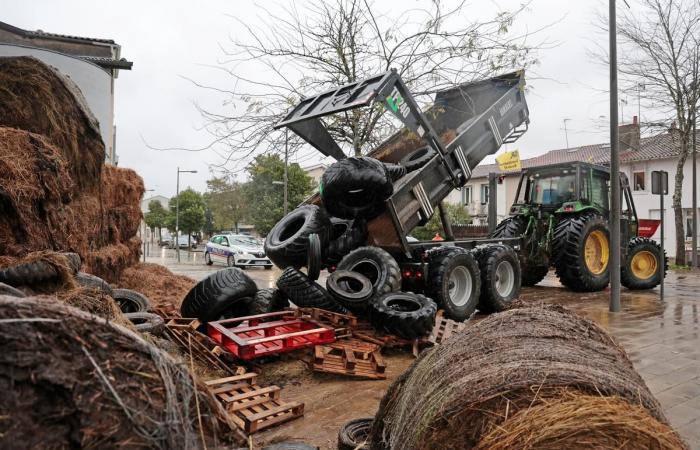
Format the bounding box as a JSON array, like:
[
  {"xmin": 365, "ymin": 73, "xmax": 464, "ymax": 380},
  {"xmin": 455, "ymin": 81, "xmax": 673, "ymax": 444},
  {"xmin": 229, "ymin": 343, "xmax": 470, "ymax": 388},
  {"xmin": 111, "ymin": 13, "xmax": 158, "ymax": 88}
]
[
  {"xmin": 563, "ymin": 118, "xmax": 571, "ymax": 149},
  {"xmin": 284, "ymin": 128, "xmax": 289, "ymax": 215},
  {"xmin": 637, "ymin": 83, "xmax": 645, "ymax": 124},
  {"xmin": 693, "ymin": 106, "xmax": 697, "ymax": 267},
  {"xmin": 609, "ymin": 0, "xmax": 621, "ymax": 312}
]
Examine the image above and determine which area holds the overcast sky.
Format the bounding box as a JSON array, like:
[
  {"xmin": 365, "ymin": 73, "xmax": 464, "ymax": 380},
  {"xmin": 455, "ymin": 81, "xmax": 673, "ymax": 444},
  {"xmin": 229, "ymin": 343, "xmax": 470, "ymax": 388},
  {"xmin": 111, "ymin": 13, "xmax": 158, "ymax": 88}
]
[{"xmin": 2, "ymin": 0, "xmax": 627, "ymax": 198}]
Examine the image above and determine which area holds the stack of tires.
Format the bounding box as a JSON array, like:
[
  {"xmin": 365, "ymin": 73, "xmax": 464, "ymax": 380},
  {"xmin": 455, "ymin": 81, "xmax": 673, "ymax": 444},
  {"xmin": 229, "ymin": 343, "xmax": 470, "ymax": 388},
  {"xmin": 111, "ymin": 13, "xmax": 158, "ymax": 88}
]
[{"xmin": 262, "ymin": 155, "xmax": 439, "ymax": 339}]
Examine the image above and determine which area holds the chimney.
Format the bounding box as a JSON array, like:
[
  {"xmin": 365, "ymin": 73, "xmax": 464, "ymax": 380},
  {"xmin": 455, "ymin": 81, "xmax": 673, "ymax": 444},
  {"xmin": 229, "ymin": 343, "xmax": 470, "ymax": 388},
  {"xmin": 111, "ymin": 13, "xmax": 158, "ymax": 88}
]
[{"xmin": 619, "ymin": 115, "xmax": 640, "ymax": 151}]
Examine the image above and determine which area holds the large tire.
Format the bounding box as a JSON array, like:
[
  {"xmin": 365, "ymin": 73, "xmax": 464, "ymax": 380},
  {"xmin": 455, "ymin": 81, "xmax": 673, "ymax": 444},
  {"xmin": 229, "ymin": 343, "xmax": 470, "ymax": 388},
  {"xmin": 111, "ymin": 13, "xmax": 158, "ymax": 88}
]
[
  {"xmin": 337, "ymin": 247, "xmax": 401, "ymax": 298},
  {"xmin": 399, "ymin": 146, "xmax": 436, "ymax": 172},
  {"xmin": 247, "ymin": 288, "xmax": 288, "ymax": 315},
  {"xmin": 326, "ymin": 270, "xmax": 373, "ymax": 313},
  {"xmin": 0, "ymin": 260, "xmax": 58, "ymax": 287},
  {"xmin": 76, "ymin": 272, "xmax": 114, "ymax": 297},
  {"xmin": 265, "ymin": 204, "xmax": 331, "ymax": 269},
  {"xmin": 180, "ymin": 267, "xmax": 258, "ymax": 322},
  {"xmin": 427, "ymin": 251, "xmax": 481, "ymax": 321},
  {"xmin": 368, "ymin": 292, "xmax": 437, "ymax": 339},
  {"xmin": 276, "ymin": 267, "xmax": 348, "ymax": 313},
  {"xmin": 112, "ymin": 288, "xmax": 151, "ymax": 313},
  {"xmin": 306, "ymin": 233, "xmax": 322, "ymax": 281},
  {"xmin": 0, "ymin": 282, "xmax": 25, "ymax": 298},
  {"xmin": 338, "ymin": 417, "xmax": 372, "ymax": 450},
  {"xmin": 325, "ymin": 218, "xmax": 368, "ymax": 266},
  {"xmin": 383, "ymin": 163, "xmax": 407, "ymax": 182},
  {"xmin": 472, "ymin": 244, "xmax": 521, "ymax": 313},
  {"xmin": 320, "ymin": 157, "xmax": 393, "ymax": 220},
  {"xmin": 553, "ymin": 213, "xmax": 610, "ymax": 292},
  {"xmin": 491, "ymin": 215, "xmax": 549, "ymax": 286},
  {"xmin": 124, "ymin": 312, "xmax": 165, "ymax": 336},
  {"xmin": 621, "ymin": 237, "xmax": 667, "ymax": 290}
]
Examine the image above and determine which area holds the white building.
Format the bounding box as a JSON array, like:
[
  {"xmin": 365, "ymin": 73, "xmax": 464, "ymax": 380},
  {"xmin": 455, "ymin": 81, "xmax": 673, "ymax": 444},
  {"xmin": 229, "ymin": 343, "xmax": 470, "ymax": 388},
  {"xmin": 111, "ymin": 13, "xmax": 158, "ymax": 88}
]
[
  {"xmin": 447, "ymin": 117, "xmax": 698, "ymax": 258},
  {"xmin": 303, "ymin": 163, "xmax": 329, "ymax": 185},
  {"xmin": 0, "ymin": 21, "xmax": 132, "ymax": 164}
]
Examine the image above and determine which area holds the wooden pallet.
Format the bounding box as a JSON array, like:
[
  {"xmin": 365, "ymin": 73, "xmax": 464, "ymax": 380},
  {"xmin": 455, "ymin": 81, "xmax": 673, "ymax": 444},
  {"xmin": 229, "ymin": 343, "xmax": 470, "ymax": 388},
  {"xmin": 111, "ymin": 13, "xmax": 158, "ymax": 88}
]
[
  {"xmin": 298, "ymin": 308, "xmax": 357, "ymax": 338},
  {"xmin": 427, "ymin": 311, "xmax": 467, "ymax": 345},
  {"xmin": 205, "ymin": 373, "xmax": 304, "ymax": 433},
  {"xmin": 351, "ymin": 321, "xmax": 417, "ymax": 349},
  {"xmin": 312, "ymin": 338, "xmax": 386, "ymax": 379},
  {"xmin": 163, "ymin": 318, "xmax": 246, "ymax": 376}
]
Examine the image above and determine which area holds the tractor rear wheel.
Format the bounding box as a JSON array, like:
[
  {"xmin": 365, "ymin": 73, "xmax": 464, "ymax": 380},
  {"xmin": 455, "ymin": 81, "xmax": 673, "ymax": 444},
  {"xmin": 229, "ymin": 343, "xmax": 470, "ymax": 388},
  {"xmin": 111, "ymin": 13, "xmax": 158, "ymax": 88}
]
[
  {"xmin": 491, "ymin": 215, "xmax": 549, "ymax": 286},
  {"xmin": 553, "ymin": 213, "xmax": 610, "ymax": 292},
  {"xmin": 621, "ymin": 237, "xmax": 666, "ymax": 290}
]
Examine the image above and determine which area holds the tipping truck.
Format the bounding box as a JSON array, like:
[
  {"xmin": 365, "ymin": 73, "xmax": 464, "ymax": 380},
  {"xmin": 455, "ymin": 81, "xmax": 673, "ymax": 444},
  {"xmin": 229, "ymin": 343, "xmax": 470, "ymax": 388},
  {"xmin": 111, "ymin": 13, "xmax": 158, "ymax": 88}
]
[{"xmin": 268, "ymin": 69, "xmax": 531, "ymax": 321}]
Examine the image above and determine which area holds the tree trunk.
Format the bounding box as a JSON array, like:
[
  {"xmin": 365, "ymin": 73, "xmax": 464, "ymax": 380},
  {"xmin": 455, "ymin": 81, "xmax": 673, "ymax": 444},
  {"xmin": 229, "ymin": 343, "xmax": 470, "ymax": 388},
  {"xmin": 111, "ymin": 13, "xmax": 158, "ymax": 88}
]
[{"xmin": 673, "ymin": 135, "xmax": 690, "ymax": 265}]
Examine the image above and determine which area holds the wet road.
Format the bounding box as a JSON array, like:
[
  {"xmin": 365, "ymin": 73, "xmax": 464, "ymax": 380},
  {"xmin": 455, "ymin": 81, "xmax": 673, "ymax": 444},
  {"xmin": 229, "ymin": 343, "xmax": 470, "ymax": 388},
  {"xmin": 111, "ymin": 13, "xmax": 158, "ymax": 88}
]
[{"xmin": 147, "ymin": 246, "xmax": 700, "ymax": 448}]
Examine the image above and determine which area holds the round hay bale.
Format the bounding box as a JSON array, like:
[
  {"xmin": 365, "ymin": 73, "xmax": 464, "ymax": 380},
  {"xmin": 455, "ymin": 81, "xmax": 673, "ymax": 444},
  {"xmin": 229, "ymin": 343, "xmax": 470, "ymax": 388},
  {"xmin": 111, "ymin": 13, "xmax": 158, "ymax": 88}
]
[
  {"xmin": 56, "ymin": 286, "xmax": 134, "ymax": 330},
  {"xmin": 0, "ymin": 295, "xmax": 244, "ymax": 449},
  {"xmin": 117, "ymin": 263, "xmax": 196, "ymax": 313},
  {"xmin": 475, "ymin": 392, "xmax": 687, "ymax": 450},
  {"xmin": 369, "ymin": 305, "xmax": 666, "ymax": 450}
]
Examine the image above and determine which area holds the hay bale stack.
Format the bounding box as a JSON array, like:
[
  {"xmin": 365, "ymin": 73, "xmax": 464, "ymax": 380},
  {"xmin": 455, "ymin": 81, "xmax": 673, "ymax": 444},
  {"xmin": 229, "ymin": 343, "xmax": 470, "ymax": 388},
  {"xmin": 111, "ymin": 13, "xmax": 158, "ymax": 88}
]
[
  {"xmin": 0, "ymin": 56, "xmax": 104, "ymax": 189},
  {"xmin": 117, "ymin": 263, "xmax": 196, "ymax": 313},
  {"xmin": 0, "ymin": 295, "xmax": 245, "ymax": 449},
  {"xmin": 369, "ymin": 305, "xmax": 684, "ymax": 450}
]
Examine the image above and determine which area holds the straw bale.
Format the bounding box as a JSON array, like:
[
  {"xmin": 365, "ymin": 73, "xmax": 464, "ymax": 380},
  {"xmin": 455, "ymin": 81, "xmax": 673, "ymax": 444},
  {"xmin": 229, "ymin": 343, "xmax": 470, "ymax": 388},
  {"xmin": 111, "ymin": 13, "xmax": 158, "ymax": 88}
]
[{"xmin": 117, "ymin": 263, "xmax": 196, "ymax": 312}]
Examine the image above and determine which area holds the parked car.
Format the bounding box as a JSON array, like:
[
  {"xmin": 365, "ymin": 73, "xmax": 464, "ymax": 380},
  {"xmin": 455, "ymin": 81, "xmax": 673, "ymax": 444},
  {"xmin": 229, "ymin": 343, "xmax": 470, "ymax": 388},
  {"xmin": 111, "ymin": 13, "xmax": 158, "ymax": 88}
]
[
  {"xmin": 205, "ymin": 234, "xmax": 272, "ymax": 269},
  {"xmin": 164, "ymin": 235, "xmax": 197, "ymax": 249}
]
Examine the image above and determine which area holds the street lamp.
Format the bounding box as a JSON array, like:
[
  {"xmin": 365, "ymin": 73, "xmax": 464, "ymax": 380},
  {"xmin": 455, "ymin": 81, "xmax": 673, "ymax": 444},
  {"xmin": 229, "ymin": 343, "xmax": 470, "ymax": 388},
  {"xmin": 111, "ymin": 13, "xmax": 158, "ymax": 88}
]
[{"xmin": 176, "ymin": 167, "xmax": 198, "ymax": 263}]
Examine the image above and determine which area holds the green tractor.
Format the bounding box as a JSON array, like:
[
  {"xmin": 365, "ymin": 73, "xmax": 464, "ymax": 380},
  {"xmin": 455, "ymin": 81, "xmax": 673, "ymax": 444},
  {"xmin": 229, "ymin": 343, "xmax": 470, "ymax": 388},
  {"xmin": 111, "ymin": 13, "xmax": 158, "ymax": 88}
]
[{"xmin": 492, "ymin": 162, "xmax": 666, "ymax": 291}]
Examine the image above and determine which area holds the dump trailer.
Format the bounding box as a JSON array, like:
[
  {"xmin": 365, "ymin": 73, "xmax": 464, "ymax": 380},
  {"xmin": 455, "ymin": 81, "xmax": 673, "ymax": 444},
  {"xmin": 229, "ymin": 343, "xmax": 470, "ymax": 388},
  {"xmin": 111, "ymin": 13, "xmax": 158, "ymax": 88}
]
[{"xmin": 273, "ymin": 69, "xmax": 530, "ymax": 319}]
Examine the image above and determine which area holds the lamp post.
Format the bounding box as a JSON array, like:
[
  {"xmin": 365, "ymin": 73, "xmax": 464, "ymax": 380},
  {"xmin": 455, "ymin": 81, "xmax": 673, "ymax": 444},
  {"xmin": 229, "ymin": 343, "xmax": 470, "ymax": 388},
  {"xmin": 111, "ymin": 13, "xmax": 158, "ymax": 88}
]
[
  {"xmin": 272, "ymin": 180, "xmax": 288, "ymax": 215},
  {"xmin": 176, "ymin": 167, "xmax": 198, "ymax": 263},
  {"xmin": 609, "ymin": 0, "xmax": 621, "ymax": 312}
]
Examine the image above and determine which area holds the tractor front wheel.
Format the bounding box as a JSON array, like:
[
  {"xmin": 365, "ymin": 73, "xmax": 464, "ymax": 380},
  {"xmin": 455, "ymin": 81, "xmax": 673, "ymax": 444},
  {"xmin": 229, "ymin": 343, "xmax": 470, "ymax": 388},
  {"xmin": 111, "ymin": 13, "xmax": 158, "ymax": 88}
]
[
  {"xmin": 491, "ymin": 215, "xmax": 549, "ymax": 286},
  {"xmin": 553, "ymin": 213, "xmax": 610, "ymax": 292},
  {"xmin": 621, "ymin": 237, "xmax": 667, "ymax": 290}
]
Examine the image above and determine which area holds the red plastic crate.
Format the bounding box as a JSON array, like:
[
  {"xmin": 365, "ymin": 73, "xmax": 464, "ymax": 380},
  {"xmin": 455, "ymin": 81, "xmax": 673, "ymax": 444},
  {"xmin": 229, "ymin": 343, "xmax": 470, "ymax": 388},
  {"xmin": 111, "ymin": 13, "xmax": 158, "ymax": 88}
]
[{"xmin": 207, "ymin": 310, "xmax": 336, "ymax": 360}]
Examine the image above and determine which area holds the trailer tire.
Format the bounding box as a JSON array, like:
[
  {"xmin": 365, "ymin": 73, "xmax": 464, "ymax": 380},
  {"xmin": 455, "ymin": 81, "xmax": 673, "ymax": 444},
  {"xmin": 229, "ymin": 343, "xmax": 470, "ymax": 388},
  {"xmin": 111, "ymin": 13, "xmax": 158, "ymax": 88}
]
[
  {"xmin": 338, "ymin": 417, "xmax": 372, "ymax": 450},
  {"xmin": 400, "ymin": 146, "xmax": 436, "ymax": 172},
  {"xmin": 473, "ymin": 244, "xmax": 521, "ymax": 313},
  {"xmin": 265, "ymin": 204, "xmax": 330, "ymax": 269},
  {"xmin": 180, "ymin": 267, "xmax": 258, "ymax": 322},
  {"xmin": 124, "ymin": 312, "xmax": 165, "ymax": 336},
  {"xmin": 427, "ymin": 251, "xmax": 481, "ymax": 321},
  {"xmin": 621, "ymin": 237, "xmax": 667, "ymax": 290},
  {"xmin": 491, "ymin": 215, "xmax": 549, "ymax": 286},
  {"xmin": 326, "ymin": 270, "xmax": 373, "ymax": 312},
  {"xmin": 0, "ymin": 282, "xmax": 25, "ymax": 298},
  {"xmin": 553, "ymin": 213, "xmax": 610, "ymax": 292},
  {"xmin": 325, "ymin": 218, "xmax": 368, "ymax": 266},
  {"xmin": 306, "ymin": 233, "xmax": 322, "ymax": 281},
  {"xmin": 320, "ymin": 157, "xmax": 393, "ymax": 220},
  {"xmin": 337, "ymin": 247, "xmax": 401, "ymax": 298},
  {"xmin": 112, "ymin": 288, "xmax": 150, "ymax": 313},
  {"xmin": 368, "ymin": 292, "xmax": 437, "ymax": 339},
  {"xmin": 276, "ymin": 267, "xmax": 348, "ymax": 313},
  {"xmin": 425, "ymin": 245, "xmax": 467, "ymax": 261},
  {"xmin": 76, "ymin": 272, "xmax": 113, "ymax": 296},
  {"xmin": 383, "ymin": 163, "xmax": 407, "ymax": 182}
]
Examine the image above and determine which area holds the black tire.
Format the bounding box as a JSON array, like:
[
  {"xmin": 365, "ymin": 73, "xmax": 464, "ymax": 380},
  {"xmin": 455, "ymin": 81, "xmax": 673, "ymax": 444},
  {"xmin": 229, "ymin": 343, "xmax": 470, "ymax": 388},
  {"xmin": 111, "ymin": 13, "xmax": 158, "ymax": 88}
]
[
  {"xmin": 472, "ymin": 244, "xmax": 521, "ymax": 313},
  {"xmin": 247, "ymin": 288, "xmax": 288, "ymax": 315},
  {"xmin": 491, "ymin": 216, "xmax": 549, "ymax": 286},
  {"xmin": 326, "ymin": 218, "xmax": 368, "ymax": 266},
  {"xmin": 0, "ymin": 260, "xmax": 58, "ymax": 287},
  {"xmin": 553, "ymin": 213, "xmax": 610, "ymax": 292},
  {"xmin": 112, "ymin": 288, "xmax": 151, "ymax": 313},
  {"xmin": 337, "ymin": 247, "xmax": 401, "ymax": 298},
  {"xmin": 180, "ymin": 267, "xmax": 258, "ymax": 322},
  {"xmin": 427, "ymin": 251, "xmax": 480, "ymax": 321},
  {"xmin": 0, "ymin": 282, "xmax": 25, "ymax": 298},
  {"xmin": 205, "ymin": 252, "xmax": 213, "ymax": 266},
  {"xmin": 306, "ymin": 233, "xmax": 322, "ymax": 281},
  {"xmin": 124, "ymin": 312, "xmax": 165, "ymax": 335},
  {"xmin": 326, "ymin": 270, "xmax": 373, "ymax": 313},
  {"xmin": 383, "ymin": 163, "xmax": 407, "ymax": 182},
  {"xmin": 621, "ymin": 237, "xmax": 667, "ymax": 290},
  {"xmin": 399, "ymin": 146, "xmax": 436, "ymax": 172},
  {"xmin": 425, "ymin": 245, "xmax": 467, "ymax": 261},
  {"xmin": 276, "ymin": 267, "xmax": 348, "ymax": 313},
  {"xmin": 368, "ymin": 292, "xmax": 437, "ymax": 339},
  {"xmin": 76, "ymin": 272, "xmax": 113, "ymax": 297},
  {"xmin": 265, "ymin": 205, "xmax": 331, "ymax": 269},
  {"xmin": 338, "ymin": 417, "xmax": 372, "ymax": 450},
  {"xmin": 64, "ymin": 253, "xmax": 82, "ymax": 273},
  {"xmin": 320, "ymin": 157, "xmax": 393, "ymax": 220}
]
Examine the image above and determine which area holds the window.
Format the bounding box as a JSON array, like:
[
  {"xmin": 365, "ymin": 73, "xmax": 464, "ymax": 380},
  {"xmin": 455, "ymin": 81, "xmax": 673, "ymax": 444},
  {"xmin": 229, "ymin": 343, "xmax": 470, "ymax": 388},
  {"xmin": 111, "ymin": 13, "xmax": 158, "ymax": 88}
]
[
  {"xmin": 211, "ymin": 236, "xmax": 221, "ymax": 244},
  {"xmin": 221, "ymin": 237, "xmax": 230, "ymax": 247},
  {"xmin": 463, "ymin": 186, "xmax": 473, "ymax": 204},
  {"xmin": 480, "ymin": 184, "xmax": 489, "ymax": 204},
  {"xmin": 633, "ymin": 171, "xmax": 645, "ymax": 191}
]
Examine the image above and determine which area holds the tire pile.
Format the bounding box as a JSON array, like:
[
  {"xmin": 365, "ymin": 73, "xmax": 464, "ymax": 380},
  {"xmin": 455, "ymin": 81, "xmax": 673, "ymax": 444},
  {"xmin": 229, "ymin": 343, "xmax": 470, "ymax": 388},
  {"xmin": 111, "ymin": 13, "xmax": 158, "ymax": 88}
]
[{"xmin": 260, "ymin": 155, "xmax": 438, "ymax": 339}]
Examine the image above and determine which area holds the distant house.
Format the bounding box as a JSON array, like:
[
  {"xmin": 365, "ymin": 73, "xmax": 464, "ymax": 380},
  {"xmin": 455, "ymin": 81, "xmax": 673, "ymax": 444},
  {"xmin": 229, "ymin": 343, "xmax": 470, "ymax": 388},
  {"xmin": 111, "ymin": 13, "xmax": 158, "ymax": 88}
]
[
  {"xmin": 0, "ymin": 21, "xmax": 132, "ymax": 165},
  {"xmin": 303, "ymin": 163, "xmax": 329, "ymax": 186},
  {"xmin": 446, "ymin": 116, "xmax": 698, "ymax": 258}
]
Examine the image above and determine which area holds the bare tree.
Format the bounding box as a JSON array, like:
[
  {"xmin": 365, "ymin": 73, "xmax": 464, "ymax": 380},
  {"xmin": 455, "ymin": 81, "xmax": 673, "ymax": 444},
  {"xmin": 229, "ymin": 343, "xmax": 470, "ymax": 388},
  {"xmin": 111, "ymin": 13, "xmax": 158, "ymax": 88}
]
[
  {"xmin": 194, "ymin": 0, "xmax": 542, "ymax": 169},
  {"xmin": 613, "ymin": 0, "xmax": 700, "ymax": 264}
]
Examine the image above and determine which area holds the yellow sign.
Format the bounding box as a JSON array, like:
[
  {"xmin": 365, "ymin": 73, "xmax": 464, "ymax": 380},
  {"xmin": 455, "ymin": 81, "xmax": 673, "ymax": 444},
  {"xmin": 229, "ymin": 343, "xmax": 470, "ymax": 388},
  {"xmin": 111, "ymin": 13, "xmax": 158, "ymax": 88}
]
[{"xmin": 496, "ymin": 149, "xmax": 522, "ymax": 172}]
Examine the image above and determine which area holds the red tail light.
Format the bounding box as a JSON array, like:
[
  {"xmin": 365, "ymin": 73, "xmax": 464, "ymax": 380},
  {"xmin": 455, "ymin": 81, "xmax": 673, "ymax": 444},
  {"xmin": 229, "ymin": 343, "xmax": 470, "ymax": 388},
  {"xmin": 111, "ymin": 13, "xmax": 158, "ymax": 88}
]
[{"xmin": 403, "ymin": 270, "xmax": 413, "ymax": 278}]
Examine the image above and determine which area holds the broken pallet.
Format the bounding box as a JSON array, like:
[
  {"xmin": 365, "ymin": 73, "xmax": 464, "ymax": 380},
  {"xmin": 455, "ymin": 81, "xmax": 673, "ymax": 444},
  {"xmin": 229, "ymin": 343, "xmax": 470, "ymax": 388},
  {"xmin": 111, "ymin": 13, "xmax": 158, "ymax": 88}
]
[
  {"xmin": 205, "ymin": 373, "xmax": 304, "ymax": 433},
  {"xmin": 298, "ymin": 307, "xmax": 357, "ymax": 338},
  {"xmin": 427, "ymin": 311, "xmax": 467, "ymax": 345},
  {"xmin": 312, "ymin": 338, "xmax": 386, "ymax": 379}
]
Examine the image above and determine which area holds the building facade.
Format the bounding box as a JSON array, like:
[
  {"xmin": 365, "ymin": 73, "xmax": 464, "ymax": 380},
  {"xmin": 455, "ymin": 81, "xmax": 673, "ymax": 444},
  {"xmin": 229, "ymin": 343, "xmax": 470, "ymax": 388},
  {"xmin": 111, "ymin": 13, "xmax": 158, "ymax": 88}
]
[{"xmin": 0, "ymin": 21, "xmax": 132, "ymax": 164}]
